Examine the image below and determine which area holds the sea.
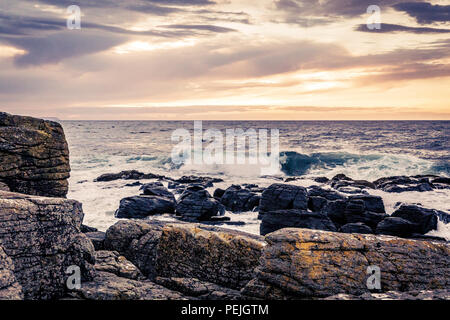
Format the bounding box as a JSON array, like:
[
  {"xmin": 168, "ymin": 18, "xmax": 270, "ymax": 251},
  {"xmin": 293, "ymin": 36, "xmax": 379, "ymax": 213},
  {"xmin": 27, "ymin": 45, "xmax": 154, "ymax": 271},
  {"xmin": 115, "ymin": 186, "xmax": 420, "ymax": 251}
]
[{"xmin": 61, "ymin": 120, "xmax": 450, "ymax": 239}]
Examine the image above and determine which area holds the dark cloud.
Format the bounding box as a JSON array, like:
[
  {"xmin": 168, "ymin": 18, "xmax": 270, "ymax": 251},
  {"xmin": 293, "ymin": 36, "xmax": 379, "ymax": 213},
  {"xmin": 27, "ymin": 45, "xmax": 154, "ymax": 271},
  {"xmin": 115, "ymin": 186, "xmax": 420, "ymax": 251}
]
[
  {"xmin": 356, "ymin": 23, "xmax": 450, "ymax": 34},
  {"xmin": 393, "ymin": 2, "xmax": 450, "ymax": 24},
  {"xmin": 274, "ymin": 0, "xmax": 422, "ymax": 19},
  {"xmin": 2, "ymin": 31, "xmax": 125, "ymax": 66}
]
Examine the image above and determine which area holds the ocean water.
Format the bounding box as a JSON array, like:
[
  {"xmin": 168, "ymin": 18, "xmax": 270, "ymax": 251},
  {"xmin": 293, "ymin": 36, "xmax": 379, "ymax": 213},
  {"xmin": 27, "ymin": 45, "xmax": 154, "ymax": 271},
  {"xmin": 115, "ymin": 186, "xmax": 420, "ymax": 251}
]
[{"xmin": 61, "ymin": 120, "xmax": 450, "ymax": 238}]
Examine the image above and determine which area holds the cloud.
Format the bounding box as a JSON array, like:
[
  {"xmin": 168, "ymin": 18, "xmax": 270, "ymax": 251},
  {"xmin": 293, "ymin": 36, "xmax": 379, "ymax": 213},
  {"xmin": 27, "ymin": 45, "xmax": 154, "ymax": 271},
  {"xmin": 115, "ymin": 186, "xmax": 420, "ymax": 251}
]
[
  {"xmin": 274, "ymin": 0, "xmax": 423, "ymax": 19},
  {"xmin": 393, "ymin": 2, "xmax": 450, "ymax": 24},
  {"xmin": 2, "ymin": 31, "xmax": 125, "ymax": 66},
  {"xmin": 161, "ymin": 24, "xmax": 236, "ymax": 33},
  {"xmin": 356, "ymin": 23, "xmax": 450, "ymax": 34}
]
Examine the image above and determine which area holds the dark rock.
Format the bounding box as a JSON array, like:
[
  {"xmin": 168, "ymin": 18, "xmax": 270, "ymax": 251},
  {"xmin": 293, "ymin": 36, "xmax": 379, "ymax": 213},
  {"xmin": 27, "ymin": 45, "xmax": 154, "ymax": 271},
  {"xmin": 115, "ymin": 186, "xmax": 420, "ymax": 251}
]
[
  {"xmin": 409, "ymin": 234, "xmax": 447, "ymax": 242},
  {"xmin": 345, "ymin": 208, "xmax": 388, "ymax": 230},
  {"xmin": 307, "ymin": 185, "xmax": 345, "ymax": 201},
  {"xmin": 176, "ymin": 186, "xmax": 225, "ymax": 221},
  {"xmin": 242, "ymin": 228, "xmax": 450, "ymax": 299},
  {"xmin": 220, "ymin": 185, "xmax": 260, "ymax": 213},
  {"xmin": 259, "ymin": 183, "xmax": 308, "ymax": 213},
  {"xmin": 0, "ymin": 112, "xmax": 70, "ymax": 197},
  {"xmin": 213, "ymin": 188, "xmax": 225, "ymax": 199},
  {"xmin": 391, "ymin": 204, "xmax": 439, "ymax": 234},
  {"xmin": 375, "ymin": 217, "xmax": 417, "ymax": 238},
  {"xmin": 115, "ymin": 195, "xmax": 176, "ymax": 219},
  {"xmin": 81, "ymin": 224, "xmax": 98, "ymax": 233},
  {"xmin": 260, "ymin": 209, "xmax": 337, "ymax": 236},
  {"xmin": 432, "ymin": 177, "xmax": 450, "ymax": 185},
  {"xmin": 86, "ymin": 231, "xmax": 106, "ymax": 250},
  {"xmin": 321, "ymin": 199, "xmax": 348, "ymax": 227},
  {"xmin": 175, "ymin": 175, "xmax": 223, "ymax": 187},
  {"xmin": 124, "ymin": 181, "xmax": 142, "ymax": 187},
  {"xmin": 95, "ymin": 170, "xmax": 164, "ymax": 182},
  {"xmin": 308, "ymin": 196, "xmax": 328, "ymax": 212},
  {"xmin": 348, "ymin": 195, "xmax": 385, "ymax": 213},
  {"xmin": 314, "ymin": 177, "xmax": 329, "ymax": 183},
  {"xmin": 140, "ymin": 183, "xmax": 175, "ymax": 201},
  {"xmin": 330, "ymin": 174, "xmax": 375, "ymax": 190},
  {"xmin": 339, "ymin": 223, "xmax": 373, "ymax": 234},
  {"xmin": 373, "ymin": 175, "xmax": 436, "ymax": 193},
  {"xmin": 0, "ymin": 191, "xmax": 95, "ymax": 299}
]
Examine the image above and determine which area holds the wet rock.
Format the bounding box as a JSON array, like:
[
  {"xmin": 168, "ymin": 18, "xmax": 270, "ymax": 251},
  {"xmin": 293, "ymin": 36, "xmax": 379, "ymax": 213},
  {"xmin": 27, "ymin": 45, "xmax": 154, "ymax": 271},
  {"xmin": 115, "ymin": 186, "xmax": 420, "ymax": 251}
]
[
  {"xmin": 124, "ymin": 181, "xmax": 142, "ymax": 187},
  {"xmin": 373, "ymin": 176, "xmax": 435, "ymax": 193},
  {"xmin": 313, "ymin": 177, "xmax": 329, "ymax": 183},
  {"xmin": 220, "ymin": 185, "xmax": 260, "ymax": 213},
  {"xmin": 156, "ymin": 224, "xmax": 264, "ymax": 290},
  {"xmin": 94, "ymin": 251, "xmax": 144, "ymax": 280},
  {"xmin": 259, "ymin": 184, "xmax": 308, "ymax": 214},
  {"xmin": 213, "ymin": 188, "xmax": 225, "ymax": 199},
  {"xmin": 321, "ymin": 199, "xmax": 348, "ymax": 227},
  {"xmin": 95, "ymin": 170, "xmax": 164, "ymax": 182},
  {"xmin": 86, "ymin": 231, "xmax": 106, "ymax": 251},
  {"xmin": 391, "ymin": 204, "xmax": 439, "ymax": 234},
  {"xmin": 176, "ymin": 186, "xmax": 225, "ymax": 221},
  {"xmin": 260, "ymin": 209, "xmax": 337, "ymax": 236},
  {"xmin": 115, "ymin": 195, "xmax": 176, "ymax": 219},
  {"xmin": 175, "ymin": 176, "xmax": 223, "ymax": 187},
  {"xmin": 0, "ymin": 112, "xmax": 70, "ymax": 197},
  {"xmin": 242, "ymin": 228, "xmax": 450, "ymax": 299},
  {"xmin": 0, "ymin": 191, "xmax": 95, "ymax": 299},
  {"xmin": 348, "ymin": 195, "xmax": 385, "ymax": 213},
  {"xmin": 339, "ymin": 223, "xmax": 373, "ymax": 234},
  {"xmin": 410, "ymin": 234, "xmax": 447, "ymax": 242},
  {"xmin": 343, "ymin": 199, "xmax": 387, "ymax": 230},
  {"xmin": 375, "ymin": 217, "xmax": 417, "ymax": 238},
  {"xmin": 140, "ymin": 183, "xmax": 175, "ymax": 201},
  {"xmin": 0, "ymin": 245, "xmax": 23, "ymax": 300}
]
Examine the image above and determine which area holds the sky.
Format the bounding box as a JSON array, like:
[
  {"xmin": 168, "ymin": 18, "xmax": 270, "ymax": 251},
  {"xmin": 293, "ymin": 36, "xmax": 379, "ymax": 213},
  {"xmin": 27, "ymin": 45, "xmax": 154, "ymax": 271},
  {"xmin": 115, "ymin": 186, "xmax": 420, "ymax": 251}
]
[{"xmin": 0, "ymin": 0, "xmax": 449, "ymax": 120}]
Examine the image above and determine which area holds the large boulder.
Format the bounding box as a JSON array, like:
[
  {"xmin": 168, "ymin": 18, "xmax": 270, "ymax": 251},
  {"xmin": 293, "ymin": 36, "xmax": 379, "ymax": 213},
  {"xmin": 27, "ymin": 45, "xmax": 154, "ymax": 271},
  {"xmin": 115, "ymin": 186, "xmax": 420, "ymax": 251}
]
[
  {"xmin": 391, "ymin": 204, "xmax": 439, "ymax": 234},
  {"xmin": 220, "ymin": 185, "xmax": 260, "ymax": 213},
  {"xmin": 104, "ymin": 220, "xmax": 165, "ymax": 279},
  {"xmin": 0, "ymin": 191, "xmax": 95, "ymax": 299},
  {"xmin": 140, "ymin": 182, "xmax": 175, "ymax": 202},
  {"xmin": 375, "ymin": 217, "xmax": 417, "ymax": 238},
  {"xmin": 242, "ymin": 228, "xmax": 450, "ymax": 299},
  {"xmin": 0, "ymin": 245, "xmax": 23, "ymax": 300},
  {"xmin": 156, "ymin": 224, "xmax": 264, "ymax": 290},
  {"xmin": 176, "ymin": 185, "xmax": 225, "ymax": 221},
  {"xmin": 0, "ymin": 112, "xmax": 70, "ymax": 197},
  {"xmin": 115, "ymin": 195, "xmax": 175, "ymax": 219},
  {"xmin": 259, "ymin": 184, "xmax": 308, "ymax": 214},
  {"xmin": 260, "ymin": 209, "xmax": 337, "ymax": 236}
]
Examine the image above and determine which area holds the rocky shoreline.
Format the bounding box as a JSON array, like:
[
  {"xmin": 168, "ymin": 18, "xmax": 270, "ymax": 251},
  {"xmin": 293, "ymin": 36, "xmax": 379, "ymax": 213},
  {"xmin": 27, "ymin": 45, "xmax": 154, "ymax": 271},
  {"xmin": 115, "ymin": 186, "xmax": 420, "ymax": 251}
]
[{"xmin": 0, "ymin": 112, "xmax": 448, "ymax": 300}]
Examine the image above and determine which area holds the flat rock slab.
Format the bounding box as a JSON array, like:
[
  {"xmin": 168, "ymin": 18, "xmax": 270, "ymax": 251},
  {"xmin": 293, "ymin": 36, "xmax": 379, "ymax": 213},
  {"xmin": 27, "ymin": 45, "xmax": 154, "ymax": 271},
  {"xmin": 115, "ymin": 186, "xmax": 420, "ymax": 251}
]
[
  {"xmin": 71, "ymin": 271, "xmax": 186, "ymax": 300},
  {"xmin": 243, "ymin": 228, "xmax": 450, "ymax": 299},
  {"xmin": 156, "ymin": 224, "xmax": 265, "ymax": 290}
]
